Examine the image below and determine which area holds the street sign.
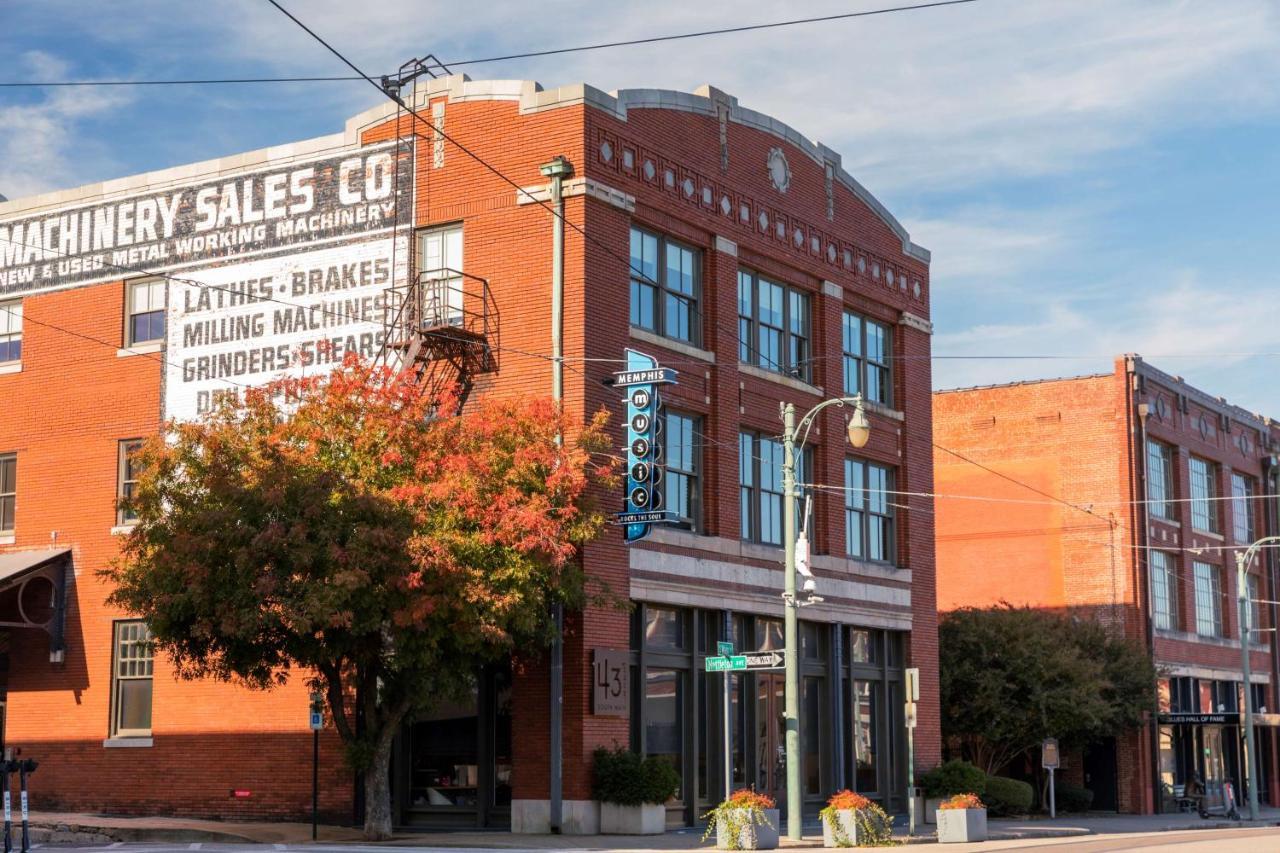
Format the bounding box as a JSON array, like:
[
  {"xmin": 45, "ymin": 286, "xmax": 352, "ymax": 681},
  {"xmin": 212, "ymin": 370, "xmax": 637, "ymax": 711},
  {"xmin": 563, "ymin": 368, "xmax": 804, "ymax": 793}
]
[
  {"xmin": 1041, "ymin": 738, "xmax": 1059, "ymax": 769},
  {"xmin": 905, "ymin": 704, "xmax": 917, "ymax": 729},
  {"xmin": 905, "ymin": 667, "xmax": 920, "ymax": 703},
  {"xmin": 717, "ymin": 641, "xmax": 735, "ymax": 656},
  {"xmin": 704, "ymin": 651, "xmax": 784, "ymax": 671},
  {"xmin": 309, "ymin": 693, "xmax": 324, "ymax": 731}
]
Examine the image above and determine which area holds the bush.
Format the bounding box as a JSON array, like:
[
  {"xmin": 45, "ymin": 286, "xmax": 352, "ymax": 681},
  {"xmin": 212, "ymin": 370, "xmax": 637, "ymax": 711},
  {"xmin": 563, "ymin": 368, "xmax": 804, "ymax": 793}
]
[
  {"xmin": 1054, "ymin": 782, "xmax": 1094, "ymax": 813},
  {"xmin": 919, "ymin": 759, "xmax": 987, "ymax": 798},
  {"xmin": 984, "ymin": 776, "xmax": 1034, "ymax": 816},
  {"xmin": 592, "ymin": 747, "xmax": 680, "ymax": 805}
]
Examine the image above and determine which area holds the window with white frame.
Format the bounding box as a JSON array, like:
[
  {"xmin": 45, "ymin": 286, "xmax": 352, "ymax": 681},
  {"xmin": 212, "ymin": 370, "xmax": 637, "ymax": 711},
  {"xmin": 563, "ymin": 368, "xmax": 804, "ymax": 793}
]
[
  {"xmin": 126, "ymin": 280, "xmax": 166, "ymax": 346},
  {"xmin": 1193, "ymin": 561, "xmax": 1223, "ymax": 638},
  {"xmin": 0, "ymin": 453, "xmax": 14, "ymax": 535},
  {"xmin": 1146, "ymin": 440, "xmax": 1174, "ymax": 520},
  {"xmin": 1150, "ymin": 550, "xmax": 1176, "ymax": 631},
  {"xmin": 1232, "ymin": 473, "xmax": 1256, "ymax": 544},
  {"xmin": 1189, "ymin": 457, "xmax": 1219, "ymax": 533},
  {"xmin": 845, "ymin": 458, "xmax": 895, "ymax": 563},
  {"xmin": 629, "ymin": 227, "xmax": 700, "ymax": 345},
  {"xmin": 737, "ymin": 270, "xmax": 811, "ymax": 381},
  {"xmin": 0, "ymin": 300, "xmax": 21, "ymax": 363},
  {"xmin": 842, "ymin": 312, "xmax": 892, "ymax": 406},
  {"xmin": 117, "ymin": 439, "xmax": 144, "ymax": 526},
  {"xmin": 416, "ymin": 224, "xmax": 464, "ymax": 327},
  {"xmin": 110, "ymin": 620, "xmax": 154, "ymax": 737}
]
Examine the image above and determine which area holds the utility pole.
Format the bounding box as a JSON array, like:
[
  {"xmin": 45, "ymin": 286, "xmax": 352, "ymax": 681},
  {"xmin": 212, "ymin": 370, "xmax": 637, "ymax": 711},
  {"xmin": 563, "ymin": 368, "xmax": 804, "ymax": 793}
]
[
  {"xmin": 541, "ymin": 155, "xmax": 573, "ymax": 833},
  {"xmin": 780, "ymin": 395, "xmax": 870, "ymax": 841},
  {"xmin": 1236, "ymin": 536, "xmax": 1280, "ymax": 821}
]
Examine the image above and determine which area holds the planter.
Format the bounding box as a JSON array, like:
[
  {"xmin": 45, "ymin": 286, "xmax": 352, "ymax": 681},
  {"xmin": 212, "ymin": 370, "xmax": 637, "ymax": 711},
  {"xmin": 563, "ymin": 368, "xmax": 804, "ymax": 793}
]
[
  {"xmin": 716, "ymin": 808, "xmax": 780, "ymax": 850},
  {"xmin": 599, "ymin": 802, "xmax": 666, "ymax": 835},
  {"xmin": 924, "ymin": 797, "xmax": 945, "ymax": 824},
  {"xmin": 936, "ymin": 807, "xmax": 987, "ymax": 843},
  {"xmin": 821, "ymin": 809, "xmax": 863, "ymax": 847}
]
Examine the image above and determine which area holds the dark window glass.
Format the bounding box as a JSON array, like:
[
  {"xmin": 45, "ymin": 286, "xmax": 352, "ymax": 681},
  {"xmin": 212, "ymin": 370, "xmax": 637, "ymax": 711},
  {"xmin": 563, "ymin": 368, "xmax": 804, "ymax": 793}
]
[
  {"xmin": 127, "ymin": 280, "xmax": 166, "ymax": 345},
  {"xmin": 843, "ymin": 311, "xmax": 892, "ymax": 405},
  {"xmin": 645, "ymin": 606, "xmax": 685, "ymax": 650},
  {"xmin": 1189, "ymin": 457, "xmax": 1219, "ymax": 533},
  {"xmin": 1232, "ymin": 473, "xmax": 1256, "ymax": 544},
  {"xmin": 737, "ymin": 269, "xmax": 812, "ymax": 381},
  {"xmin": 1146, "ymin": 440, "xmax": 1174, "ymax": 520},
  {"xmin": 630, "ymin": 227, "xmax": 700, "ymax": 345},
  {"xmin": 664, "ymin": 411, "xmax": 701, "ymax": 531},
  {"xmin": 645, "ymin": 669, "xmax": 683, "ymax": 798},
  {"xmin": 846, "ymin": 459, "xmax": 896, "ymax": 562},
  {"xmin": 853, "ymin": 680, "xmax": 878, "ymax": 794},
  {"xmin": 803, "ymin": 676, "xmax": 822, "ymax": 795},
  {"xmin": 111, "ymin": 620, "xmax": 154, "ymax": 736},
  {"xmin": 1151, "ymin": 551, "xmax": 1176, "ymax": 631},
  {"xmin": 117, "ymin": 439, "xmax": 144, "ymax": 526},
  {"xmin": 0, "ymin": 453, "xmax": 14, "ymax": 534},
  {"xmin": 0, "ymin": 300, "xmax": 22, "ymax": 363},
  {"xmin": 1193, "ymin": 561, "xmax": 1223, "ymax": 637}
]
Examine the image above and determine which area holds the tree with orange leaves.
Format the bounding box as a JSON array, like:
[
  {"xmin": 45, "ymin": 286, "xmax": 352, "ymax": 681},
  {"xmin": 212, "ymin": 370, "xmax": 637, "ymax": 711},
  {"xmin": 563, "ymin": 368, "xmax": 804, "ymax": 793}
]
[{"xmin": 105, "ymin": 357, "xmax": 614, "ymax": 839}]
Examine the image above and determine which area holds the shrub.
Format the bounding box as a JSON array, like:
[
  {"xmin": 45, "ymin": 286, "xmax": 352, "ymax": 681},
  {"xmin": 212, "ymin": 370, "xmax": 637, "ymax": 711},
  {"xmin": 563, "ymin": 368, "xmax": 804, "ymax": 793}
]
[
  {"xmin": 1054, "ymin": 782, "xmax": 1094, "ymax": 813},
  {"xmin": 984, "ymin": 776, "xmax": 1034, "ymax": 816},
  {"xmin": 591, "ymin": 747, "xmax": 680, "ymax": 805},
  {"xmin": 938, "ymin": 793, "xmax": 984, "ymax": 810},
  {"xmin": 919, "ymin": 759, "xmax": 987, "ymax": 798}
]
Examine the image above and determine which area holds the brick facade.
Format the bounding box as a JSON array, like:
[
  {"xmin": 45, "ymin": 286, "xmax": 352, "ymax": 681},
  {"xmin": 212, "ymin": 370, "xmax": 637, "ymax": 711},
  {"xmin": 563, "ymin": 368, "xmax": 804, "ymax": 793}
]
[
  {"xmin": 0, "ymin": 75, "xmax": 937, "ymax": 827},
  {"xmin": 934, "ymin": 355, "xmax": 1280, "ymax": 815}
]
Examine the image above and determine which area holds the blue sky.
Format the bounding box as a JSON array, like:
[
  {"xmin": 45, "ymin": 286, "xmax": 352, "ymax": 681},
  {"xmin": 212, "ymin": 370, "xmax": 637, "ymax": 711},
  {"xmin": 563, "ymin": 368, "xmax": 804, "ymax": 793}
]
[{"xmin": 4, "ymin": 0, "xmax": 1279, "ymax": 415}]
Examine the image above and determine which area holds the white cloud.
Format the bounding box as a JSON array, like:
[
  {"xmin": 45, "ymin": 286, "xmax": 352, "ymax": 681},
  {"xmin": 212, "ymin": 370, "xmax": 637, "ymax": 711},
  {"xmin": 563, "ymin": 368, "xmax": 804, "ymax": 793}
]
[{"xmin": 0, "ymin": 52, "xmax": 131, "ymax": 199}]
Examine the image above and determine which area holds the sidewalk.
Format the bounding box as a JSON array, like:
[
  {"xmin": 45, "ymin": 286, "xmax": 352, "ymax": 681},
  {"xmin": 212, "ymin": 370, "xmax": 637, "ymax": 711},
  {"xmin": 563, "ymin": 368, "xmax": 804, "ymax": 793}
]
[{"xmin": 28, "ymin": 807, "xmax": 1280, "ymax": 848}]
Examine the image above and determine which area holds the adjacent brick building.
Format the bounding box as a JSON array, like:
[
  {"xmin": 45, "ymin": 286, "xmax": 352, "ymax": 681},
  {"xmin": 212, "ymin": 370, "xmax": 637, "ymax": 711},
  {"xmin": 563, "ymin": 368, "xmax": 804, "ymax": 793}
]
[
  {"xmin": 934, "ymin": 356, "xmax": 1280, "ymax": 815},
  {"xmin": 0, "ymin": 74, "xmax": 938, "ymax": 830}
]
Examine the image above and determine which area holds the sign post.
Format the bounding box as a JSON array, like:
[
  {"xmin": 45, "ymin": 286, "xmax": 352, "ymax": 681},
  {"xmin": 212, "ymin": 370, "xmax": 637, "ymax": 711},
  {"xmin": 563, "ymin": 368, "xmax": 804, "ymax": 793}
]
[
  {"xmin": 309, "ymin": 693, "xmax": 324, "ymax": 841},
  {"xmin": 718, "ymin": 640, "xmax": 735, "ymax": 802},
  {"xmin": 1042, "ymin": 738, "xmax": 1059, "ymax": 818},
  {"xmin": 905, "ymin": 667, "xmax": 920, "ymax": 837}
]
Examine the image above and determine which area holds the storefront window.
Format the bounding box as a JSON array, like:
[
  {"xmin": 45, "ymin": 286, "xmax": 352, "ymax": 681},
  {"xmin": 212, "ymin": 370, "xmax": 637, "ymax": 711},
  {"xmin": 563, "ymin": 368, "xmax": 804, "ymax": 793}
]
[
  {"xmin": 849, "ymin": 630, "xmax": 875, "ymax": 663},
  {"xmin": 852, "ymin": 680, "xmax": 878, "ymax": 794},
  {"xmin": 645, "ymin": 668, "xmax": 683, "ymax": 797},
  {"xmin": 804, "ymin": 677, "xmax": 822, "ymax": 795},
  {"xmin": 756, "ymin": 619, "xmax": 784, "ymax": 652},
  {"xmin": 646, "ymin": 606, "xmax": 685, "ymax": 650}
]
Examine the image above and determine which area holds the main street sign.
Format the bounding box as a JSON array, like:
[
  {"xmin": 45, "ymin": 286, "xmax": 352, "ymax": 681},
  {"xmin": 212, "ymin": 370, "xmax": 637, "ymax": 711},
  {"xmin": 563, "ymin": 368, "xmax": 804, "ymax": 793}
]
[
  {"xmin": 703, "ymin": 650, "xmax": 785, "ymax": 672},
  {"xmin": 613, "ymin": 349, "xmax": 678, "ymax": 543}
]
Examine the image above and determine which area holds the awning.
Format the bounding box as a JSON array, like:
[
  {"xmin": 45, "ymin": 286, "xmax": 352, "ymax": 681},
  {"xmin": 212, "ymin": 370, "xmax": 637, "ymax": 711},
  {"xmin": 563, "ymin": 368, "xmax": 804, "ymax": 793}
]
[{"xmin": 0, "ymin": 547, "xmax": 70, "ymax": 663}]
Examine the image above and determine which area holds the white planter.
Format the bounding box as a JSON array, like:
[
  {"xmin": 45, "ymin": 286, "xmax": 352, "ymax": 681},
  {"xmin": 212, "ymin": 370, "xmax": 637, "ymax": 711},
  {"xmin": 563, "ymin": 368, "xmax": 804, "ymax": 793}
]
[
  {"xmin": 924, "ymin": 797, "xmax": 945, "ymax": 824},
  {"xmin": 821, "ymin": 809, "xmax": 863, "ymax": 847},
  {"xmin": 599, "ymin": 802, "xmax": 666, "ymax": 835},
  {"xmin": 716, "ymin": 808, "xmax": 780, "ymax": 850},
  {"xmin": 936, "ymin": 808, "xmax": 987, "ymax": 843}
]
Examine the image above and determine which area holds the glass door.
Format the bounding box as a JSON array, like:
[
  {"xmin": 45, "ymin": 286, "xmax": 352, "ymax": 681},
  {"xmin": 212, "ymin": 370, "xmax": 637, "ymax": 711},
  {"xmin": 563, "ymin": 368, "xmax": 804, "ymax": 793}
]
[{"xmin": 755, "ymin": 673, "xmax": 787, "ymax": 811}]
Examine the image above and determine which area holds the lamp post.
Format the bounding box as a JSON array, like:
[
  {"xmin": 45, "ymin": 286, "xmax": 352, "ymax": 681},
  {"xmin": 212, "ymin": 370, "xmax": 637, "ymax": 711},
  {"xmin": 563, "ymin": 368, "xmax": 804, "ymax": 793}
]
[
  {"xmin": 782, "ymin": 394, "xmax": 871, "ymax": 840},
  {"xmin": 1236, "ymin": 535, "xmax": 1280, "ymax": 822}
]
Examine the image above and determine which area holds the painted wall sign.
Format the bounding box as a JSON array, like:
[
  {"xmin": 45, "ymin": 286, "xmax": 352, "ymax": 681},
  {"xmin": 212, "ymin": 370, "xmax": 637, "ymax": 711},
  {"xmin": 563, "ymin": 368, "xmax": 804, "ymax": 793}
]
[{"xmin": 0, "ymin": 141, "xmax": 412, "ymax": 298}]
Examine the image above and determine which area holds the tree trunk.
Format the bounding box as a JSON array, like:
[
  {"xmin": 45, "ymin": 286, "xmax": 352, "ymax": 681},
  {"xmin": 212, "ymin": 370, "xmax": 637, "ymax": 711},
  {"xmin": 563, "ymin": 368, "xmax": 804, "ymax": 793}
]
[{"xmin": 362, "ymin": 734, "xmax": 396, "ymax": 840}]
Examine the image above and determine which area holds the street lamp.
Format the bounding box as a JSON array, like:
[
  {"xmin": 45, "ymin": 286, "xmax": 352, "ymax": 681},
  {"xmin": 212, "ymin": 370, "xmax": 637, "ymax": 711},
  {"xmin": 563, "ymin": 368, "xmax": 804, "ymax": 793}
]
[
  {"xmin": 781, "ymin": 393, "xmax": 870, "ymax": 840},
  {"xmin": 1236, "ymin": 535, "xmax": 1280, "ymax": 821}
]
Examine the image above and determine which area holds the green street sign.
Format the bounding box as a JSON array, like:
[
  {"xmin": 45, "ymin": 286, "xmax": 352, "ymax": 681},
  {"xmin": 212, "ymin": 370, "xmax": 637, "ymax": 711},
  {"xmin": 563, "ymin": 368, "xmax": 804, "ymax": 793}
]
[
  {"xmin": 705, "ymin": 656, "xmax": 732, "ymax": 672},
  {"xmin": 717, "ymin": 641, "xmax": 735, "ymax": 656},
  {"xmin": 704, "ymin": 654, "xmax": 761, "ymax": 672}
]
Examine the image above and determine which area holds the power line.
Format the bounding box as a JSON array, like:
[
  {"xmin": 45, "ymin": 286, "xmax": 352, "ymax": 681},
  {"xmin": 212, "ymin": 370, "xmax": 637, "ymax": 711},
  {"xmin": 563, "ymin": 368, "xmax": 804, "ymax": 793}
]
[{"xmin": 0, "ymin": 1, "xmax": 982, "ymax": 89}]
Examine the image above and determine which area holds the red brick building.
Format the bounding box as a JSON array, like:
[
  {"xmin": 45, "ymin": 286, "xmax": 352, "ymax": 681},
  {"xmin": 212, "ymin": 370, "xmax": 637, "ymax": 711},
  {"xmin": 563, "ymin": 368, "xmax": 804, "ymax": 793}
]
[
  {"xmin": 0, "ymin": 74, "xmax": 938, "ymax": 830},
  {"xmin": 934, "ymin": 355, "xmax": 1280, "ymax": 815}
]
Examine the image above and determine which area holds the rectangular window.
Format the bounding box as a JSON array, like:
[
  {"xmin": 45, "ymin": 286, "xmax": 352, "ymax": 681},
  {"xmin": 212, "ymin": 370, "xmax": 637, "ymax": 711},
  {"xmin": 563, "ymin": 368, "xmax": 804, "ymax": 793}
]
[
  {"xmin": 629, "ymin": 227, "xmax": 700, "ymax": 345},
  {"xmin": 1150, "ymin": 551, "xmax": 1176, "ymax": 631},
  {"xmin": 117, "ymin": 439, "xmax": 144, "ymax": 526},
  {"xmin": 1232, "ymin": 473, "xmax": 1256, "ymax": 544},
  {"xmin": 845, "ymin": 458, "xmax": 895, "ymax": 563},
  {"xmin": 417, "ymin": 225, "xmax": 464, "ymax": 327},
  {"xmin": 110, "ymin": 620, "xmax": 154, "ymax": 737},
  {"xmin": 126, "ymin": 280, "xmax": 166, "ymax": 346},
  {"xmin": 0, "ymin": 300, "xmax": 21, "ymax": 363},
  {"xmin": 1193, "ymin": 561, "xmax": 1223, "ymax": 638},
  {"xmin": 1146, "ymin": 440, "xmax": 1174, "ymax": 520},
  {"xmin": 0, "ymin": 453, "xmax": 14, "ymax": 535},
  {"xmin": 1247, "ymin": 573, "xmax": 1263, "ymax": 638},
  {"xmin": 737, "ymin": 269, "xmax": 811, "ymax": 381},
  {"xmin": 842, "ymin": 312, "xmax": 892, "ymax": 406},
  {"xmin": 739, "ymin": 431, "xmax": 806, "ymax": 545},
  {"xmin": 1189, "ymin": 457, "xmax": 1219, "ymax": 533},
  {"xmin": 663, "ymin": 411, "xmax": 701, "ymax": 531}
]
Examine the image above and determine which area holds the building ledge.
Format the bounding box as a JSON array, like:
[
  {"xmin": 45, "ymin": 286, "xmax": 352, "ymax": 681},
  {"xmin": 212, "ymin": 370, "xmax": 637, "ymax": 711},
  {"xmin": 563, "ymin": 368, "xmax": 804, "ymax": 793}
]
[
  {"xmin": 647, "ymin": 526, "xmax": 910, "ymax": 583},
  {"xmin": 0, "ymin": 534, "xmax": 14, "ymax": 546},
  {"xmin": 0, "ymin": 361, "xmax": 20, "ymax": 376},
  {"xmin": 866, "ymin": 400, "xmax": 905, "ymax": 422},
  {"xmin": 1156, "ymin": 628, "xmax": 1268, "ymax": 652},
  {"xmin": 110, "ymin": 524, "xmax": 138, "ymax": 536},
  {"xmin": 738, "ymin": 362, "xmax": 822, "ymax": 396},
  {"xmin": 628, "ymin": 327, "xmax": 714, "ymax": 364},
  {"xmin": 117, "ymin": 341, "xmax": 163, "ymax": 358},
  {"xmin": 103, "ymin": 737, "xmax": 153, "ymax": 748}
]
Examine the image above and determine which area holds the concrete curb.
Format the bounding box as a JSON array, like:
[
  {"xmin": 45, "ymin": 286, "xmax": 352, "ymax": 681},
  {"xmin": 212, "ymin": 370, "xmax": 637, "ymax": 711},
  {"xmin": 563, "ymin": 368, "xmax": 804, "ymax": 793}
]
[{"xmin": 32, "ymin": 821, "xmax": 262, "ymax": 845}]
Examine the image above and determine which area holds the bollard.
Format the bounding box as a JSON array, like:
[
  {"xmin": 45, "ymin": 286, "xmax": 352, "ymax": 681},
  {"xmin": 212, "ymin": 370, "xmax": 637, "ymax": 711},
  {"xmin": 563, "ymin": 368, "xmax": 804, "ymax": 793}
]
[
  {"xmin": 18, "ymin": 761, "xmax": 36, "ymax": 853},
  {"xmin": 2, "ymin": 760, "xmax": 12, "ymax": 853}
]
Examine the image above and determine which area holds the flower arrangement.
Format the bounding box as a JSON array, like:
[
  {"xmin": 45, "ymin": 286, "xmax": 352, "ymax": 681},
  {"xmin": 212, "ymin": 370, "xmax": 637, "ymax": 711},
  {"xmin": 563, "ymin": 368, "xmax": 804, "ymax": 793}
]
[
  {"xmin": 938, "ymin": 793, "xmax": 985, "ymax": 810},
  {"xmin": 819, "ymin": 790, "xmax": 897, "ymax": 847},
  {"xmin": 702, "ymin": 789, "xmax": 777, "ymax": 850}
]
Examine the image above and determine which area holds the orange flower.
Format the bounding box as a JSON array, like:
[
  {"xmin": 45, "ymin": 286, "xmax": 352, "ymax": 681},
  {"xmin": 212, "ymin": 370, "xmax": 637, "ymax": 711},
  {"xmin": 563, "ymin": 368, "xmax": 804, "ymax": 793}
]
[
  {"xmin": 825, "ymin": 789, "xmax": 873, "ymax": 811},
  {"xmin": 939, "ymin": 792, "xmax": 984, "ymax": 810}
]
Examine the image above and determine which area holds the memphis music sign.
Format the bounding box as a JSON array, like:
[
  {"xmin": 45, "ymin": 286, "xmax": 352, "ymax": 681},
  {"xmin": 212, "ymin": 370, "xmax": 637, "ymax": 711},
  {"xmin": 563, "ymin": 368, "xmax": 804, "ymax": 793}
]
[{"xmin": 0, "ymin": 140, "xmax": 411, "ymax": 298}]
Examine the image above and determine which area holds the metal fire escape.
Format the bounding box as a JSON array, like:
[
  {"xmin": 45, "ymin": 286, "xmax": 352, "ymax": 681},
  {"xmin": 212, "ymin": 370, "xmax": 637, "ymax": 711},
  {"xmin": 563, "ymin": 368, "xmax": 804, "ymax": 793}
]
[{"xmin": 380, "ymin": 268, "xmax": 496, "ymax": 408}]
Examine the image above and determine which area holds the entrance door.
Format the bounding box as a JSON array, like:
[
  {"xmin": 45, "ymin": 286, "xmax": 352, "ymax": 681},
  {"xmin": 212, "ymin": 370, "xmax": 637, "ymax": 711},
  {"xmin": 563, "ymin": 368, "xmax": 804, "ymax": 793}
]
[
  {"xmin": 755, "ymin": 673, "xmax": 787, "ymax": 811},
  {"xmin": 1083, "ymin": 739, "xmax": 1118, "ymax": 811}
]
